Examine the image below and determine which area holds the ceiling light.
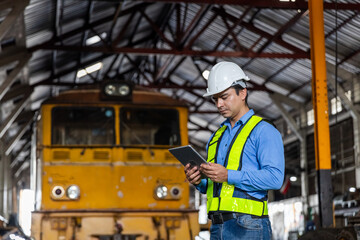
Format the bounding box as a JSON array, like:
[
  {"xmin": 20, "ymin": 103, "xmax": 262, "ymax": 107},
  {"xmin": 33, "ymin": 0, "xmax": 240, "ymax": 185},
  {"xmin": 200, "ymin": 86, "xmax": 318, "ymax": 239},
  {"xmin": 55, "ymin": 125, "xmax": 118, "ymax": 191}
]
[
  {"xmin": 86, "ymin": 35, "xmax": 101, "ymax": 45},
  {"xmin": 86, "ymin": 32, "xmax": 107, "ymax": 45},
  {"xmin": 77, "ymin": 62, "xmax": 103, "ymax": 78},
  {"xmin": 202, "ymin": 70, "xmax": 210, "ymax": 80},
  {"xmin": 77, "ymin": 69, "xmax": 87, "ymax": 78},
  {"xmin": 290, "ymin": 176, "xmax": 297, "ymax": 182}
]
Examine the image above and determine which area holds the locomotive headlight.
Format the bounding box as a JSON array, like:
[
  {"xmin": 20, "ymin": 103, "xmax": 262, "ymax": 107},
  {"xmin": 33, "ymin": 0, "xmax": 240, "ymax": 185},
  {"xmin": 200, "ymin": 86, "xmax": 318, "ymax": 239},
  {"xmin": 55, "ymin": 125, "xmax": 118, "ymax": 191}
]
[
  {"xmin": 118, "ymin": 85, "xmax": 130, "ymax": 96},
  {"xmin": 101, "ymin": 81, "xmax": 133, "ymax": 100},
  {"xmin": 66, "ymin": 185, "xmax": 80, "ymax": 200},
  {"xmin": 170, "ymin": 186, "xmax": 181, "ymax": 198},
  {"xmin": 155, "ymin": 185, "xmax": 168, "ymax": 199},
  {"xmin": 104, "ymin": 84, "xmax": 116, "ymax": 95},
  {"xmin": 52, "ymin": 186, "xmax": 65, "ymax": 199}
]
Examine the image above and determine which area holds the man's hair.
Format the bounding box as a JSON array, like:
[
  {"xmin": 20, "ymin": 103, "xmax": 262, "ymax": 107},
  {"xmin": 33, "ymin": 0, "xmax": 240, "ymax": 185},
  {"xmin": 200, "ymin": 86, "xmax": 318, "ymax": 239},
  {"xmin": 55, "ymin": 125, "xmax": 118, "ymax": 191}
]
[{"xmin": 233, "ymin": 85, "xmax": 249, "ymax": 107}]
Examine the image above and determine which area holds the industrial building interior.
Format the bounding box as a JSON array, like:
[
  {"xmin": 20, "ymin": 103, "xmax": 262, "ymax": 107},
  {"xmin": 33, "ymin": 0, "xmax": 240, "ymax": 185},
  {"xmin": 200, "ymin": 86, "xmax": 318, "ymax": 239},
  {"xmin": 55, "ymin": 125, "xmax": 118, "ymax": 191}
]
[{"xmin": 0, "ymin": 0, "xmax": 359, "ymax": 239}]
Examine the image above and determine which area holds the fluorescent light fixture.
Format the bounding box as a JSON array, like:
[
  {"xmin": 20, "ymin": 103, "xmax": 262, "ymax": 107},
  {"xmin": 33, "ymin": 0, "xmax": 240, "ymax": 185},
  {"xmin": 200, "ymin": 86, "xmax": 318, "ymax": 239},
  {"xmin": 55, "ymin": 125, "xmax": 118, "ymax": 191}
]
[
  {"xmin": 77, "ymin": 62, "xmax": 103, "ymax": 78},
  {"xmin": 290, "ymin": 176, "xmax": 297, "ymax": 182},
  {"xmin": 202, "ymin": 70, "xmax": 210, "ymax": 80},
  {"xmin": 86, "ymin": 35, "xmax": 101, "ymax": 45},
  {"xmin": 85, "ymin": 32, "xmax": 107, "ymax": 46},
  {"xmin": 77, "ymin": 69, "xmax": 87, "ymax": 78},
  {"xmin": 349, "ymin": 187, "xmax": 356, "ymax": 193}
]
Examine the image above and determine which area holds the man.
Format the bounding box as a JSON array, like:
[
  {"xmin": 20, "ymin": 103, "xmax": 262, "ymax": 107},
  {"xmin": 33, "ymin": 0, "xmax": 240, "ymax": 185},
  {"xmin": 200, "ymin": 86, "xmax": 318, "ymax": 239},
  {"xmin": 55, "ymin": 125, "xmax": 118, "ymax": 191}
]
[{"xmin": 185, "ymin": 61, "xmax": 285, "ymax": 239}]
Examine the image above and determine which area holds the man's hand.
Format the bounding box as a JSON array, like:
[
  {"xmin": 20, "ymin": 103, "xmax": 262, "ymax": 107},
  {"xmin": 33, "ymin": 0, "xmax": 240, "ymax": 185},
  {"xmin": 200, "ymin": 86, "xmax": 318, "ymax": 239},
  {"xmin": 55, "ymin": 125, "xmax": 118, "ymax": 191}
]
[
  {"xmin": 200, "ymin": 162, "xmax": 228, "ymax": 183},
  {"xmin": 184, "ymin": 164, "xmax": 202, "ymax": 185}
]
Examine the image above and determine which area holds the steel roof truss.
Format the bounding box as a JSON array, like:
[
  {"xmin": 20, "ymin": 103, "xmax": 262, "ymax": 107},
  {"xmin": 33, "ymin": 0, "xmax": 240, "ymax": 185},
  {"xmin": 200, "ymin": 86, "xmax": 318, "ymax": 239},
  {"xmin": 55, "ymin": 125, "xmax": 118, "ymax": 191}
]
[
  {"xmin": 140, "ymin": 0, "xmax": 360, "ymax": 11},
  {"xmin": 0, "ymin": 0, "xmax": 29, "ymax": 41},
  {"xmin": 10, "ymin": 142, "xmax": 30, "ymax": 169},
  {"xmin": 4, "ymin": 112, "xmax": 34, "ymax": 156},
  {"xmin": 0, "ymin": 53, "xmax": 31, "ymax": 102},
  {"xmin": 0, "ymin": 90, "xmax": 32, "ymax": 139}
]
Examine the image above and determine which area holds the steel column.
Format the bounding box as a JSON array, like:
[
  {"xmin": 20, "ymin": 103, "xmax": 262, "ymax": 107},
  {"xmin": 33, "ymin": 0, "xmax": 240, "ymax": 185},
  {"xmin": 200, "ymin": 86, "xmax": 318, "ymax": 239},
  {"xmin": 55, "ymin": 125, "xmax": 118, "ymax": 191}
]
[{"xmin": 308, "ymin": 0, "xmax": 333, "ymax": 227}]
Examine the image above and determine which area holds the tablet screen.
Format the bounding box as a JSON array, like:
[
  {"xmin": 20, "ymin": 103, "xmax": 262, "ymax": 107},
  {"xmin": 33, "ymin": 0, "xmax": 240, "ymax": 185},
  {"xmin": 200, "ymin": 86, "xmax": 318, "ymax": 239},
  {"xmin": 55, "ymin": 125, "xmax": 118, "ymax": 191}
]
[{"xmin": 169, "ymin": 145, "xmax": 207, "ymax": 167}]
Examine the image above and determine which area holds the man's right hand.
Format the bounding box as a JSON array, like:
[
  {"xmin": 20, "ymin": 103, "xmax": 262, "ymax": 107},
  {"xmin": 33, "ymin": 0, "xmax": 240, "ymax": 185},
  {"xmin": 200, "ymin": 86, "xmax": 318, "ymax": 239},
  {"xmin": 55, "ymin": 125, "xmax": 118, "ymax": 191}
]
[{"xmin": 184, "ymin": 163, "xmax": 202, "ymax": 185}]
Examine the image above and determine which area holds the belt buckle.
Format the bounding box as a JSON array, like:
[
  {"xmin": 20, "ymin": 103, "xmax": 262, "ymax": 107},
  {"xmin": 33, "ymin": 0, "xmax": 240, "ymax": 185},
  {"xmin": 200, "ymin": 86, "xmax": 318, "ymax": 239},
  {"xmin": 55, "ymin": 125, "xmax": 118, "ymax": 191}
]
[{"xmin": 211, "ymin": 213, "xmax": 224, "ymax": 224}]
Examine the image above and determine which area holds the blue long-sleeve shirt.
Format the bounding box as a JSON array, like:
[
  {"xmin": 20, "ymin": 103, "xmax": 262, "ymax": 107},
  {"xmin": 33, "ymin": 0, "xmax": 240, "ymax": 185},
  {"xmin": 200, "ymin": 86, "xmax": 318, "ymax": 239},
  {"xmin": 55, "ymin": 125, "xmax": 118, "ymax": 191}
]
[{"xmin": 196, "ymin": 109, "xmax": 285, "ymax": 200}]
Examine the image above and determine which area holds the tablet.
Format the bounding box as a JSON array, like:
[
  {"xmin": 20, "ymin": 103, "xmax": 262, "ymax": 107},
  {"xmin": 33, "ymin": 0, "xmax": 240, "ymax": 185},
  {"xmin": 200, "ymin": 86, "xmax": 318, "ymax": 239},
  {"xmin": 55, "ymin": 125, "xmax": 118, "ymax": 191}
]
[{"xmin": 169, "ymin": 145, "xmax": 207, "ymax": 167}]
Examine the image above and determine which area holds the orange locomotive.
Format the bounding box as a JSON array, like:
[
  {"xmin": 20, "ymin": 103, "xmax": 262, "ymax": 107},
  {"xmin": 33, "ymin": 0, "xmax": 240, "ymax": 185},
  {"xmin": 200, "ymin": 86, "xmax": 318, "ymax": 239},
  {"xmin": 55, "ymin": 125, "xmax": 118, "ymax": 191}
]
[{"xmin": 31, "ymin": 82, "xmax": 200, "ymax": 240}]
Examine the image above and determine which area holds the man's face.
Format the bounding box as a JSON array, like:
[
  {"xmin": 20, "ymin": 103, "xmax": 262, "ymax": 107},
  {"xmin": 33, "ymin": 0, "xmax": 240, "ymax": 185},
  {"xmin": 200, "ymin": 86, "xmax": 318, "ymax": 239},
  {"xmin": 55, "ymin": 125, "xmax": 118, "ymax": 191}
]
[{"xmin": 211, "ymin": 87, "xmax": 246, "ymax": 119}]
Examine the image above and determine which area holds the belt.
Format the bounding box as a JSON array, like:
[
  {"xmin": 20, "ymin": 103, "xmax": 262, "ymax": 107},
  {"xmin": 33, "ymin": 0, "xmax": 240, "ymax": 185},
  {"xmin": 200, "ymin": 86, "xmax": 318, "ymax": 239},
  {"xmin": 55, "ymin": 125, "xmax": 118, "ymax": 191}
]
[
  {"xmin": 209, "ymin": 212, "xmax": 238, "ymax": 224},
  {"xmin": 209, "ymin": 212, "xmax": 268, "ymax": 224}
]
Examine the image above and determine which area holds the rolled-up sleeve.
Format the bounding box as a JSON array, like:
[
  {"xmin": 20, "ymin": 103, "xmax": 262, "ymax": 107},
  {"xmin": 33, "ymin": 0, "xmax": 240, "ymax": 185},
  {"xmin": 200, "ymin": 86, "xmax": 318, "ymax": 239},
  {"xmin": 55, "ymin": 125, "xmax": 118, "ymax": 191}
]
[{"xmin": 194, "ymin": 179, "xmax": 207, "ymax": 194}]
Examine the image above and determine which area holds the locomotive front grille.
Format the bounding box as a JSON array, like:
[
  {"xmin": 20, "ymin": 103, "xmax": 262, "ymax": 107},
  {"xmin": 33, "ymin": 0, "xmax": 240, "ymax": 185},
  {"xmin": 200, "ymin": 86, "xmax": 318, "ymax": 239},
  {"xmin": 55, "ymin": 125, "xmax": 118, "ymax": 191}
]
[
  {"xmin": 53, "ymin": 151, "xmax": 70, "ymax": 160},
  {"xmin": 93, "ymin": 151, "xmax": 110, "ymax": 160},
  {"xmin": 126, "ymin": 151, "xmax": 143, "ymax": 161}
]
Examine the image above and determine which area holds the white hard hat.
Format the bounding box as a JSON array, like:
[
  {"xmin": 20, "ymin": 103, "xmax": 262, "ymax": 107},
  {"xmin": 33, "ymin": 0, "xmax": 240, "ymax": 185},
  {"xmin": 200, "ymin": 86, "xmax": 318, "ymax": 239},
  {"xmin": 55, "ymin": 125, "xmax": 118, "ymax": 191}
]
[{"xmin": 203, "ymin": 61, "xmax": 250, "ymax": 97}]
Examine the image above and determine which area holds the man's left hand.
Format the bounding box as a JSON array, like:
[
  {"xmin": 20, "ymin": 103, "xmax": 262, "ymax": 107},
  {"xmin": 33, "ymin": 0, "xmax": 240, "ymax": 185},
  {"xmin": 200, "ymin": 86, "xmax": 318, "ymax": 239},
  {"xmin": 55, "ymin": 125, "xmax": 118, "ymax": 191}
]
[{"xmin": 200, "ymin": 162, "xmax": 228, "ymax": 183}]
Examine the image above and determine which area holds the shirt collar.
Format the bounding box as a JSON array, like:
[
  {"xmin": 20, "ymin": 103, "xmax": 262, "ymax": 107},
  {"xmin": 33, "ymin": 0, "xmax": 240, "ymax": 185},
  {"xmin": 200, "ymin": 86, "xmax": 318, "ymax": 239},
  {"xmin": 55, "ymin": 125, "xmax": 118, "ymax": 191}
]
[{"xmin": 220, "ymin": 109, "xmax": 255, "ymax": 128}]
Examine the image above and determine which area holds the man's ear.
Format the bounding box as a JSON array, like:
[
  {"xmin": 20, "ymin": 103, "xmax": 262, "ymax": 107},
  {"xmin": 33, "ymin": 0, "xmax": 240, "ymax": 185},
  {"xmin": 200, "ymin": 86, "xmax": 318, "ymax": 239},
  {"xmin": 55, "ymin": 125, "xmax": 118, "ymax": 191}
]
[{"xmin": 241, "ymin": 88, "xmax": 247, "ymax": 101}]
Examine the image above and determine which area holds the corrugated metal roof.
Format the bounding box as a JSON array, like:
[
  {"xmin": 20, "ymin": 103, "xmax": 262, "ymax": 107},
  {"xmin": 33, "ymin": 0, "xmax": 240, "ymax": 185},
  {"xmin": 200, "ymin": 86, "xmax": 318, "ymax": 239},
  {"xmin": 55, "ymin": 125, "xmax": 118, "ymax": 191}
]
[{"xmin": 15, "ymin": 0, "xmax": 359, "ymax": 148}]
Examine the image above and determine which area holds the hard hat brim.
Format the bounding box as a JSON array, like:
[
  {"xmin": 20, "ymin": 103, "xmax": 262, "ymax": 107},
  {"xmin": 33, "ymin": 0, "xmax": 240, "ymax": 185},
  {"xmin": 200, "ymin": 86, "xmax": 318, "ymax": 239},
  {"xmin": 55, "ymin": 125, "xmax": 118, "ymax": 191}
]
[{"xmin": 202, "ymin": 80, "xmax": 248, "ymax": 97}]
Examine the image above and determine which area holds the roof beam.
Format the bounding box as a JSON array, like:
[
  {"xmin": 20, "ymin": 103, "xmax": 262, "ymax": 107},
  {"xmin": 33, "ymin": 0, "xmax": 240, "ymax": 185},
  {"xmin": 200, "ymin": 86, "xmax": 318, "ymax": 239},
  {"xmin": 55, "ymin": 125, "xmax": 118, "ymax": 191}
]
[
  {"xmin": 32, "ymin": 54, "xmax": 109, "ymax": 87},
  {"xmin": 4, "ymin": 111, "xmax": 34, "ymax": 156},
  {"xmin": 0, "ymin": 53, "xmax": 31, "ymax": 102},
  {"xmin": 29, "ymin": 2, "xmax": 153, "ymax": 52},
  {"xmin": 0, "ymin": 0, "xmax": 29, "ymax": 41},
  {"xmin": 179, "ymin": 5, "xmax": 211, "ymax": 47},
  {"xmin": 243, "ymin": 9, "xmax": 308, "ymax": 68},
  {"xmin": 39, "ymin": 45, "xmax": 310, "ymax": 58},
  {"xmin": 10, "ymin": 142, "xmax": 30, "ymax": 169},
  {"xmin": 212, "ymin": 7, "xmax": 308, "ymax": 55},
  {"xmin": 14, "ymin": 160, "xmax": 29, "ymax": 179},
  {"xmin": 270, "ymin": 95, "xmax": 303, "ymax": 142},
  {"xmin": 0, "ymin": 89, "xmax": 32, "ymax": 138},
  {"xmin": 141, "ymin": 0, "xmax": 360, "ymax": 10},
  {"xmin": 0, "ymin": 47, "xmax": 30, "ymax": 68}
]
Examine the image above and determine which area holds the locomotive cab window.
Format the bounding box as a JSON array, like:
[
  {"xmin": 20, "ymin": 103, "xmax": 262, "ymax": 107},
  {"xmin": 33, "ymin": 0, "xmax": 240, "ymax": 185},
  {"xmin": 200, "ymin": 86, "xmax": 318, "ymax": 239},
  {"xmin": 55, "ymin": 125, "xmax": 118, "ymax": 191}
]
[
  {"xmin": 52, "ymin": 107, "xmax": 115, "ymax": 145},
  {"xmin": 120, "ymin": 108, "xmax": 180, "ymax": 146}
]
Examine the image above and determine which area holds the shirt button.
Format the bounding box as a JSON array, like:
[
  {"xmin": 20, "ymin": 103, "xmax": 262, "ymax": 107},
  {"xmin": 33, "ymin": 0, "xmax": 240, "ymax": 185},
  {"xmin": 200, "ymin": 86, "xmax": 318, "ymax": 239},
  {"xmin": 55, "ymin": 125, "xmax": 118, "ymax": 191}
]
[{"xmin": 225, "ymin": 144, "xmax": 227, "ymax": 147}]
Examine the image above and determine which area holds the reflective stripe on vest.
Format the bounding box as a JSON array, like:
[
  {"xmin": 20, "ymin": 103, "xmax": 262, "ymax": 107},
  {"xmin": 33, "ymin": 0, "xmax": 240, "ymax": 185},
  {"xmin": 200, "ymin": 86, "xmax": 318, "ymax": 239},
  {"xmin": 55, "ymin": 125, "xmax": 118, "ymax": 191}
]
[{"xmin": 206, "ymin": 115, "xmax": 268, "ymax": 217}]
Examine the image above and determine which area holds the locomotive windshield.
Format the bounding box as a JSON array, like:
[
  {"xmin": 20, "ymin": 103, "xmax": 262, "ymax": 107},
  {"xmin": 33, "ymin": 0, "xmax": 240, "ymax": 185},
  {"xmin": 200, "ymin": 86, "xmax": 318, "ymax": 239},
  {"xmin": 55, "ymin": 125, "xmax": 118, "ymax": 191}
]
[
  {"xmin": 51, "ymin": 107, "xmax": 115, "ymax": 145},
  {"xmin": 120, "ymin": 107, "xmax": 180, "ymax": 146}
]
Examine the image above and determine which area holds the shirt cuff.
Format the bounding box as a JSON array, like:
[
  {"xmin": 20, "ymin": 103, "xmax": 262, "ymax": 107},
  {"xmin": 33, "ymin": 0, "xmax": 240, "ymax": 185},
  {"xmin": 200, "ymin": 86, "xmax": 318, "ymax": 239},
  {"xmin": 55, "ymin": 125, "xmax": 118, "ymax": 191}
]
[{"xmin": 195, "ymin": 179, "xmax": 207, "ymax": 194}]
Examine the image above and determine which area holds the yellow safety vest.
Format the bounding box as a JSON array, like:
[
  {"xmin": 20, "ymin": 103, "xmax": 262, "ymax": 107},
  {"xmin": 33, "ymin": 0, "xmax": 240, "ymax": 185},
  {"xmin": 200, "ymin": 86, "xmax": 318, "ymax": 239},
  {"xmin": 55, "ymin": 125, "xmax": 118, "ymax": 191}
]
[{"xmin": 206, "ymin": 115, "xmax": 268, "ymax": 217}]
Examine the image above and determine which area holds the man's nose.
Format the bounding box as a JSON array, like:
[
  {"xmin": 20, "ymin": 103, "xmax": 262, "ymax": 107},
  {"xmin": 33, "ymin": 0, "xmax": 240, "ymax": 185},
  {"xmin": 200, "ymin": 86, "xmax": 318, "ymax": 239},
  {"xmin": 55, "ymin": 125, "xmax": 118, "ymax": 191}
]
[{"xmin": 216, "ymin": 98, "xmax": 224, "ymax": 108}]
